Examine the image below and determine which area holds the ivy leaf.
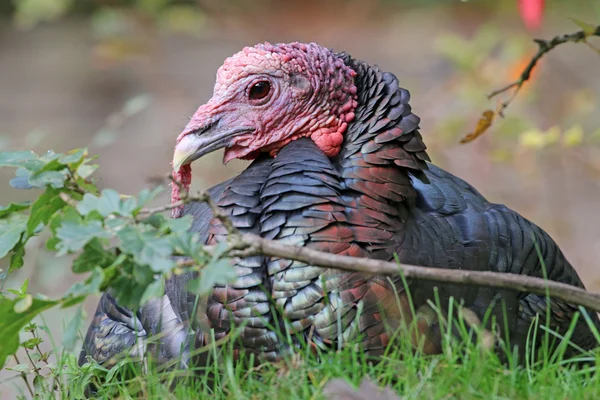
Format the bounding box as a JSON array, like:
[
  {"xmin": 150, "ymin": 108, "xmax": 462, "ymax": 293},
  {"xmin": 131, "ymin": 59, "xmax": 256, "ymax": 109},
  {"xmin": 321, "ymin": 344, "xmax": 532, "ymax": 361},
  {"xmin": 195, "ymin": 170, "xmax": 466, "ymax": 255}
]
[
  {"xmin": 0, "ymin": 295, "xmax": 59, "ymax": 369},
  {"xmin": 56, "ymin": 220, "xmax": 112, "ymax": 256},
  {"xmin": 62, "ymin": 306, "xmax": 86, "ymax": 352},
  {"xmin": 186, "ymin": 258, "xmax": 235, "ymax": 296},
  {"xmin": 0, "ymin": 214, "xmax": 27, "ymax": 259},
  {"xmin": 72, "ymin": 238, "xmax": 115, "ymax": 273},
  {"xmin": 0, "ymin": 202, "xmax": 31, "ymax": 218},
  {"xmin": 27, "ymin": 187, "xmax": 66, "ymax": 237}
]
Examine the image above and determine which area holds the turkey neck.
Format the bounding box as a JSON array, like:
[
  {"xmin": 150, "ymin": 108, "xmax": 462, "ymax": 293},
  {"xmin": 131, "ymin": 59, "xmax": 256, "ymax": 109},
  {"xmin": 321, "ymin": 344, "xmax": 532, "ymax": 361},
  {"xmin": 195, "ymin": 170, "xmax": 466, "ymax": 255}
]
[{"xmin": 334, "ymin": 53, "xmax": 430, "ymax": 229}]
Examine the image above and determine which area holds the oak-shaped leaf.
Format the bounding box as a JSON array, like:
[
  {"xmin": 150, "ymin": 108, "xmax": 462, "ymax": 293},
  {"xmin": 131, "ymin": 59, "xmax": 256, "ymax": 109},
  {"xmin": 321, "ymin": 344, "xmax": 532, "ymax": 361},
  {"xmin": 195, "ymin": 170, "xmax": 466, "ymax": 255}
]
[
  {"xmin": 117, "ymin": 225, "xmax": 175, "ymax": 273},
  {"xmin": 56, "ymin": 220, "xmax": 112, "ymax": 256}
]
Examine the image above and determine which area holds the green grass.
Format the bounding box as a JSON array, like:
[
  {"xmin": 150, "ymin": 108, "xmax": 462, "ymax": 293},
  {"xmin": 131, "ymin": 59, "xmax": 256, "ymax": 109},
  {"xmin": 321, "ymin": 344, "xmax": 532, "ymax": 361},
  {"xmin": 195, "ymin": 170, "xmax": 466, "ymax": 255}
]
[{"xmin": 4, "ymin": 304, "xmax": 600, "ymax": 400}]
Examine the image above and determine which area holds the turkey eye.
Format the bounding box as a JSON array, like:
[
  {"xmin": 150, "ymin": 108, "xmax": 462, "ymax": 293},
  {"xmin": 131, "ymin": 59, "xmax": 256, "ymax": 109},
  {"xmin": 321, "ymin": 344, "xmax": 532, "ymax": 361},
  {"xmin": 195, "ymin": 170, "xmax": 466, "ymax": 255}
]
[{"xmin": 249, "ymin": 81, "xmax": 271, "ymax": 100}]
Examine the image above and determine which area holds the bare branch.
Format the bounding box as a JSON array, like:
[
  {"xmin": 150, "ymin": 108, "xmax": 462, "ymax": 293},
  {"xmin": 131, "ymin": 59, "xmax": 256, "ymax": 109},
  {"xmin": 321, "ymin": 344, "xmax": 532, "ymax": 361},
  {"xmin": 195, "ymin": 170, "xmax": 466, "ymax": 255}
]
[
  {"xmin": 463, "ymin": 25, "xmax": 600, "ymax": 143},
  {"xmin": 488, "ymin": 25, "xmax": 600, "ymax": 116},
  {"xmin": 181, "ymin": 232, "xmax": 600, "ymax": 314}
]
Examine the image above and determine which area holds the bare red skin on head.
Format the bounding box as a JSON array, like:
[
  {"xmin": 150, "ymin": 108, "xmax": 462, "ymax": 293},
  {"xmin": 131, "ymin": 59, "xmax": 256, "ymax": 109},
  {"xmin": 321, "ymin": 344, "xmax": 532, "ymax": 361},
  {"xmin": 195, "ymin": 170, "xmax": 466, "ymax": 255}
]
[
  {"xmin": 171, "ymin": 42, "xmax": 358, "ymax": 214},
  {"xmin": 171, "ymin": 164, "xmax": 191, "ymax": 218}
]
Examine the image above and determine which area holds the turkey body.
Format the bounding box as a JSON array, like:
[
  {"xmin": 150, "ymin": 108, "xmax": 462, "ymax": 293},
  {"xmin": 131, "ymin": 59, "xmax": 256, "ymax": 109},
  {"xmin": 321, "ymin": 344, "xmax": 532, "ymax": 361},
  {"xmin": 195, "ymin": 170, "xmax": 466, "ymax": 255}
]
[
  {"xmin": 187, "ymin": 138, "xmax": 597, "ymax": 362},
  {"xmin": 79, "ymin": 50, "xmax": 598, "ymax": 368}
]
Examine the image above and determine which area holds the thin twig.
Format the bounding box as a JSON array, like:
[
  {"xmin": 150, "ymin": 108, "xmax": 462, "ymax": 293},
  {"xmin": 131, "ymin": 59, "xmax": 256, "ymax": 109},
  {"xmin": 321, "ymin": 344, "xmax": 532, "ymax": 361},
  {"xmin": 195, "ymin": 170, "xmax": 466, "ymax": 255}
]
[
  {"xmin": 12, "ymin": 354, "xmax": 34, "ymax": 398},
  {"xmin": 138, "ymin": 190, "xmax": 238, "ymax": 236},
  {"xmin": 58, "ymin": 192, "xmax": 78, "ymax": 208},
  {"xmin": 137, "ymin": 199, "xmax": 187, "ymax": 217},
  {"xmin": 488, "ymin": 25, "xmax": 600, "ymax": 117}
]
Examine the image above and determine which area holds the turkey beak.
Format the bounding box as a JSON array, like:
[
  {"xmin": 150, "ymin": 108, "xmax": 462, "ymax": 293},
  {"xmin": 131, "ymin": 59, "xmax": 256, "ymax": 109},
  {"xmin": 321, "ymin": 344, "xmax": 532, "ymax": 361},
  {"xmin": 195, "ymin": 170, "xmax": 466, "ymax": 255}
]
[
  {"xmin": 172, "ymin": 121, "xmax": 219, "ymax": 171},
  {"xmin": 172, "ymin": 121, "xmax": 253, "ymax": 171}
]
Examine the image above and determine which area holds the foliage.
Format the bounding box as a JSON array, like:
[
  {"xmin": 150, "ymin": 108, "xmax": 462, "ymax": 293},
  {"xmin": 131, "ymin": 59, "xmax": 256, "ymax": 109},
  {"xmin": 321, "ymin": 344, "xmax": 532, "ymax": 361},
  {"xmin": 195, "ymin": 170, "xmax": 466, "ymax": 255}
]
[{"xmin": 0, "ymin": 148, "xmax": 236, "ymax": 371}]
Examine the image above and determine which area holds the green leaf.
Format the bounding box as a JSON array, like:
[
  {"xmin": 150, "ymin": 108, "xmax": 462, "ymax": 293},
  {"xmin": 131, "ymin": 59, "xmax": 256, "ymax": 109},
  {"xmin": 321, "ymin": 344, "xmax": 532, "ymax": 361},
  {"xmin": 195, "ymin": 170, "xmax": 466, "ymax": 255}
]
[
  {"xmin": 0, "ymin": 214, "xmax": 27, "ymax": 259},
  {"xmin": 137, "ymin": 186, "xmax": 164, "ymax": 208},
  {"xmin": 27, "ymin": 187, "xmax": 66, "ymax": 237},
  {"xmin": 6, "ymin": 363, "xmax": 32, "ymax": 373},
  {"xmin": 0, "ymin": 202, "xmax": 31, "ymax": 218},
  {"xmin": 33, "ymin": 374, "xmax": 48, "ymax": 395},
  {"xmin": 77, "ymin": 189, "xmax": 136, "ymax": 217},
  {"xmin": 9, "ymin": 240, "xmax": 26, "ymax": 272},
  {"xmin": 46, "ymin": 206, "xmax": 80, "ymax": 251},
  {"xmin": 569, "ymin": 18, "xmax": 598, "ymax": 36},
  {"xmin": 111, "ymin": 265, "xmax": 154, "ymax": 309},
  {"xmin": 62, "ymin": 305, "xmax": 86, "ymax": 352},
  {"xmin": 10, "ymin": 168, "xmax": 34, "ymax": 189},
  {"xmin": 97, "ymin": 189, "xmax": 121, "ymax": 216},
  {"xmin": 117, "ymin": 225, "xmax": 174, "ymax": 272},
  {"xmin": 163, "ymin": 215, "xmax": 193, "ymax": 233},
  {"xmin": 76, "ymin": 193, "xmax": 100, "ymax": 216},
  {"xmin": 64, "ymin": 267, "xmax": 105, "ymax": 304},
  {"xmin": 28, "ymin": 169, "xmax": 68, "ymax": 188},
  {"xmin": 186, "ymin": 258, "xmax": 235, "ymax": 296},
  {"xmin": 39, "ymin": 150, "xmax": 60, "ymax": 163},
  {"xmin": 21, "ymin": 337, "xmax": 42, "ymax": 350},
  {"xmin": 58, "ymin": 148, "xmax": 86, "ymax": 165},
  {"xmin": 76, "ymin": 163, "xmax": 98, "ymax": 179},
  {"xmin": 0, "ymin": 295, "xmax": 58, "ymax": 369},
  {"xmin": 56, "ymin": 220, "xmax": 112, "ymax": 256},
  {"xmin": 140, "ymin": 278, "xmax": 164, "ymax": 306},
  {"xmin": 0, "ymin": 150, "xmax": 42, "ymax": 170},
  {"xmin": 72, "ymin": 238, "xmax": 115, "ymax": 273},
  {"xmin": 20, "ymin": 279, "xmax": 29, "ymax": 295}
]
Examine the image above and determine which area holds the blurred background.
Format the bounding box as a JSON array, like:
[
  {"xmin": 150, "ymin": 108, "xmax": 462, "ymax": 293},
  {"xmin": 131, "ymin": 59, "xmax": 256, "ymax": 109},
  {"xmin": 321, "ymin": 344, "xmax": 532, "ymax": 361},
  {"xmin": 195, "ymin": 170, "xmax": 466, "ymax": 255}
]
[{"xmin": 1, "ymin": 0, "xmax": 600, "ymax": 394}]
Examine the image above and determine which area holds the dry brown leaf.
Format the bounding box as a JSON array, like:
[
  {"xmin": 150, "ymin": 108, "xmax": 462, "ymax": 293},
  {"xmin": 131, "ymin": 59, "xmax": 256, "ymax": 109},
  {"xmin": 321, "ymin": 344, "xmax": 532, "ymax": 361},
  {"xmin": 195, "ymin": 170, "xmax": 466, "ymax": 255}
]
[{"xmin": 460, "ymin": 110, "xmax": 495, "ymax": 144}]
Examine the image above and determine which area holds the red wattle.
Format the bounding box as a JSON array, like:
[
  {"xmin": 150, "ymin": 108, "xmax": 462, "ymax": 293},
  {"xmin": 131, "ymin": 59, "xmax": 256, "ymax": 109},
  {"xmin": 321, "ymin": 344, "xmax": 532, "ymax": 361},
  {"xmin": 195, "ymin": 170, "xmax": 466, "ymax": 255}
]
[{"xmin": 171, "ymin": 164, "xmax": 191, "ymax": 218}]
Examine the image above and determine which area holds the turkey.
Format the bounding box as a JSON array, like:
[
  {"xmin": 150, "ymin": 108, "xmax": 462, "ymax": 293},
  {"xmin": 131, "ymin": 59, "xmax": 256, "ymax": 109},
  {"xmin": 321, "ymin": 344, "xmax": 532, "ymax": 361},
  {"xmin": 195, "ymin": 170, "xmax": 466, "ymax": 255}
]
[{"xmin": 80, "ymin": 42, "xmax": 599, "ymax": 369}]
